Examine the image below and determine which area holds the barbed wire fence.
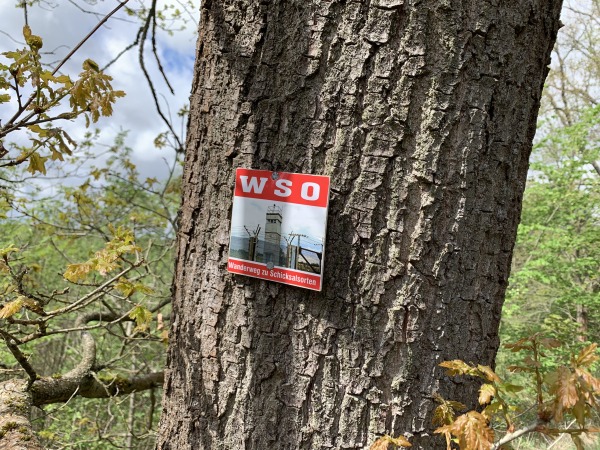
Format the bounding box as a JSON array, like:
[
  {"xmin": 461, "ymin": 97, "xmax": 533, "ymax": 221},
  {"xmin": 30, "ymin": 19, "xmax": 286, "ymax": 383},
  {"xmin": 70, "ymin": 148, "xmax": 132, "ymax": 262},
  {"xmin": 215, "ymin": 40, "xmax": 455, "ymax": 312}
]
[{"xmin": 230, "ymin": 225, "xmax": 323, "ymax": 274}]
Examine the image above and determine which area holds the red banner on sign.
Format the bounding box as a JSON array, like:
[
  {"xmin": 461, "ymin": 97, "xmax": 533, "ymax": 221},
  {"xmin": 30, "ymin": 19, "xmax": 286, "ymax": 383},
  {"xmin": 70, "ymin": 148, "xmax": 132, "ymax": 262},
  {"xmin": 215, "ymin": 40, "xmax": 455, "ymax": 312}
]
[
  {"xmin": 234, "ymin": 168, "xmax": 330, "ymax": 207},
  {"xmin": 228, "ymin": 258, "xmax": 321, "ymax": 291}
]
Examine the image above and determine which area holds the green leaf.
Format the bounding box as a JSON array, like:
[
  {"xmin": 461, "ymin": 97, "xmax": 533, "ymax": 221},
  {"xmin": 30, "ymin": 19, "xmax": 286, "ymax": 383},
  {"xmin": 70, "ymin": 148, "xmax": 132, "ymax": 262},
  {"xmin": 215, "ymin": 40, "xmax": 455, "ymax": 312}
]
[
  {"xmin": 26, "ymin": 152, "xmax": 48, "ymax": 175},
  {"xmin": 129, "ymin": 305, "xmax": 153, "ymax": 333}
]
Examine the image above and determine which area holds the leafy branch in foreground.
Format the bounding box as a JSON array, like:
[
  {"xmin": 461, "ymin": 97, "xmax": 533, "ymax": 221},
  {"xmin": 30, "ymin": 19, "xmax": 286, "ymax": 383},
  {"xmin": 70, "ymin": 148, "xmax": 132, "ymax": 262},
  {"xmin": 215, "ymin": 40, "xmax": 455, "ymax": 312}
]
[
  {"xmin": 370, "ymin": 334, "xmax": 600, "ymax": 450},
  {"xmin": 0, "ymin": 23, "xmax": 125, "ymax": 176},
  {"xmin": 0, "ymin": 2, "xmax": 187, "ymax": 448}
]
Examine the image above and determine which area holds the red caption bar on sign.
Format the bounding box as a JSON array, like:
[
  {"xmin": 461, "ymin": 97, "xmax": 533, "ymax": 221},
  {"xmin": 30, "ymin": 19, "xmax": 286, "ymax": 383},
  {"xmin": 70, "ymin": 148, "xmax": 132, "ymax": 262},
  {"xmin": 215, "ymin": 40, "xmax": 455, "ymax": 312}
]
[{"xmin": 228, "ymin": 168, "xmax": 330, "ymax": 291}]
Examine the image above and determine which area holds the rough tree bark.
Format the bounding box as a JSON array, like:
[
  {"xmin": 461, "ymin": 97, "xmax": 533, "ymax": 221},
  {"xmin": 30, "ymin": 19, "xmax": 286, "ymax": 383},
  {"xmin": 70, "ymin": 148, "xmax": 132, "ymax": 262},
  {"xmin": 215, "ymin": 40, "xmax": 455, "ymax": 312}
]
[{"xmin": 158, "ymin": 1, "xmax": 563, "ymax": 449}]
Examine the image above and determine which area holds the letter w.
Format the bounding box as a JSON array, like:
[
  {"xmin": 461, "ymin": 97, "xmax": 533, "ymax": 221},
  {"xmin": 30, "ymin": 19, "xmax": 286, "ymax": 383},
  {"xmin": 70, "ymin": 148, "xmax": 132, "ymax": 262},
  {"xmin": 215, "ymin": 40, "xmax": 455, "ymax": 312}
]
[{"xmin": 239, "ymin": 176, "xmax": 268, "ymax": 194}]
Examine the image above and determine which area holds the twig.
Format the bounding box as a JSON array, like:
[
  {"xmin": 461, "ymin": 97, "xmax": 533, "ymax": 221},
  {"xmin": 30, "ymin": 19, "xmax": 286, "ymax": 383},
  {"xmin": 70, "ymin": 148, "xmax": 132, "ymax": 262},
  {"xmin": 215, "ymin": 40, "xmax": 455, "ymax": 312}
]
[
  {"xmin": 52, "ymin": 0, "xmax": 131, "ymax": 76},
  {"xmin": 492, "ymin": 423, "xmax": 540, "ymax": 450},
  {"xmin": 547, "ymin": 420, "xmax": 577, "ymax": 449},
  {"xmin": 138, "ymin": 0, "xmax": 184, "ymax": 152},
  {"xmin": 45, "ymin": 263, "xmax": 140, "ymax": 318},
  {"xmin": 592, "ymin": 160, "xmax": 600, "ymax": 177},
  {"xmin": 21, "ymin": 1, "xmax": 29, "ymax": 27}
]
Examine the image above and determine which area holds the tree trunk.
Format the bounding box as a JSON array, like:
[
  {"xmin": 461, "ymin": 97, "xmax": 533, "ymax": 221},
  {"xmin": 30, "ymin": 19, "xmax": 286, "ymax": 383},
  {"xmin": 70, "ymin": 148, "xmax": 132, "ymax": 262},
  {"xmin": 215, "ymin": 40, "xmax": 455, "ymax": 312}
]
[{"xmin": 157, "ymin": 1, "xmax": 562, "ymax": 449}]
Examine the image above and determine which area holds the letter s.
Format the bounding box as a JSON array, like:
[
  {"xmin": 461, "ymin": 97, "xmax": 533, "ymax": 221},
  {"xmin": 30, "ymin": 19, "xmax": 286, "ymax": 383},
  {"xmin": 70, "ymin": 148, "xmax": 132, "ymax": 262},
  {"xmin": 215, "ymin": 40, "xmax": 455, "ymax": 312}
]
[{"xmin": 274, "ymin": 179, "xmax": 292, "ymax": 197}]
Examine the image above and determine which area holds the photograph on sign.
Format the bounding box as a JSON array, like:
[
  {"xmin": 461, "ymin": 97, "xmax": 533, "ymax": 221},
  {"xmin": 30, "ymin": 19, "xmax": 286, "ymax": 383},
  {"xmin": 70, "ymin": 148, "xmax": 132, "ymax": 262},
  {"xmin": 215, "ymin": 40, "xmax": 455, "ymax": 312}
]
[{"xmin": 228, "ymin": 169, "xmax": 330, "ymax": 291}]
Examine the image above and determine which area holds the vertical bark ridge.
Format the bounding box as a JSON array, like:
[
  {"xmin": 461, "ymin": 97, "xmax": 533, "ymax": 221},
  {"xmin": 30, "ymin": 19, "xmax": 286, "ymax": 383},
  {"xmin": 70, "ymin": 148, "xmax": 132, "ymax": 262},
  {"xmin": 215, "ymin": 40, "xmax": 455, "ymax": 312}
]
[{"xmin": 158, "ymin": 0, "xmax": 563, "ymax": 449}]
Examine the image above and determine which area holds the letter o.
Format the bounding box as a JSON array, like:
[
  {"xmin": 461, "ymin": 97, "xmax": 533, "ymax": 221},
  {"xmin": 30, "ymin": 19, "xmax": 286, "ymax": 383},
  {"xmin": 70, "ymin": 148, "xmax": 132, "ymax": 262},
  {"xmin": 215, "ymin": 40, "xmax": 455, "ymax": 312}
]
[{"xmin": 300, "ymin": 182, "xmax": 320, "ymax": 201}]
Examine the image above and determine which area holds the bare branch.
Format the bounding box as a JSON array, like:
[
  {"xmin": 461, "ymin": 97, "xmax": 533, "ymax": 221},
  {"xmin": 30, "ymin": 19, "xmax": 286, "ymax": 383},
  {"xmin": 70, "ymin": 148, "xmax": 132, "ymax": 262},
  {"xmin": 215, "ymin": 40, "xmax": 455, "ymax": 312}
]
[
  {"xmin": 0, "ymin": 330, "xmax": 37, "ymax": 386},
  {"xmin": 52, "ymin": 0, "xmax": 131, "ymax": 76},
  {"xmin": 138, "ymin": 0, "xmax": 184, "ymax": 152},
  {"xmin": 491, "ymin": 422, "xmax": 540, "ymax": 450},
  {"xmin": 591, "ymin": 160, "xmax": 600, "ymax": 177}
]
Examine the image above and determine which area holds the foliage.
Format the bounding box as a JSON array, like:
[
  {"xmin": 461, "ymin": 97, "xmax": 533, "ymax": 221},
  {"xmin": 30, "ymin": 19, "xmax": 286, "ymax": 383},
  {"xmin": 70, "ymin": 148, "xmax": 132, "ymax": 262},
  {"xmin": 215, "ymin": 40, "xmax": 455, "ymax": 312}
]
[
  {"xmin": 0, "ymin": 3, "xmax": 186, "ymax": 448},
  {"xmin": 371, "ymin": 335, "xmax": 600, "ymax": 450},
  {"xmin": 437, "ymin": 335, "xmax": 600, "ymax": 450},
  {"xmin": 0, "ymin": 134, "xmax": 180, "ymax": 448},
  {"xmin": 369, "ymin": 434, "xmax": 412, "ymax": 449},
  {"xmin": 500, "ymin": 104, "xmax": 600, "ymax": 374},
  {"xmin": 0, "ymin": 26, "xmax": 125, "ymax": 174}
]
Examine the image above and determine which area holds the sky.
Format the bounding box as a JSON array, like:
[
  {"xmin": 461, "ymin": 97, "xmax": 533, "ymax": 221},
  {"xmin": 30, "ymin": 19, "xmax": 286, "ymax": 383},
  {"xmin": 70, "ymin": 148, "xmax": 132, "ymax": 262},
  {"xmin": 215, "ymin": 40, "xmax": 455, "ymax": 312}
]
[{"xmin": 0, "ymin": 0, "xmax": 200, "ymax": 181}]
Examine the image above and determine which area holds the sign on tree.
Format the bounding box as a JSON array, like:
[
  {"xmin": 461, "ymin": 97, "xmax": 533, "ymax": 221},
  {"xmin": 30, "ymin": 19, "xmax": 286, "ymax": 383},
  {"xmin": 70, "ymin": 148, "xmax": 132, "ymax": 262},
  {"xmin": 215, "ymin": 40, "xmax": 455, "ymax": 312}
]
[{"xmin": 228, "ymin": 168, "xmax": 330, "ymax": 291}]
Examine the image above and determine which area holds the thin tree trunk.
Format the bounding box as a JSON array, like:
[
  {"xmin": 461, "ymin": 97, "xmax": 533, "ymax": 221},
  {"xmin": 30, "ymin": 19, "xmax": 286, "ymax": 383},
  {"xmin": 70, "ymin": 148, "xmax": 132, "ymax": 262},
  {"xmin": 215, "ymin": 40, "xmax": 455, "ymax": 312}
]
[{"xmin": 158, "ymin": 1, "xmax": 563, "ymax": 449}]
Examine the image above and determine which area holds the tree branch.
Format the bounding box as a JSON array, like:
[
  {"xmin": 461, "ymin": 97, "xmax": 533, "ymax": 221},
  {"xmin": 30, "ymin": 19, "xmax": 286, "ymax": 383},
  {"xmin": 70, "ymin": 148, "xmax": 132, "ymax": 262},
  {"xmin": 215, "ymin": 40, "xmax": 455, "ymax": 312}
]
[
  {"xmin": 28, "ymin": 311, "xmax": 163, "ymax": 406},
  {"xmin": 491, "ymin": 423, "xmax": 540, "ymax": 450},
  {"xmin": 30, "ymin": 371, "xmax": 164, "ymax": 406},
  {"xmin": 0, "ymin": 330, "xmax": 37, "ymax": 386},
  {"xmin": 591, "ymin": 160, "xmax": 600, "ymax": 177}
]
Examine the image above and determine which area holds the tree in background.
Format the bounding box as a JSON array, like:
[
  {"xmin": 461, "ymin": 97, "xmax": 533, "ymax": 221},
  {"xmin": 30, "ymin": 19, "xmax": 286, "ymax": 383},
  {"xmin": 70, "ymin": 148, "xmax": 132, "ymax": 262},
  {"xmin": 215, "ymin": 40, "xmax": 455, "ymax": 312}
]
[
  {"xmin": 500, "ymin": 0, "xmax": 600, "ymax": 368},
  {"xmin": 496, "ymin": 1, "xmax": 600, "ymax": 447},
  {"xmin": 0, "ymin": 1, "xmax": 193, "ymax": 448},
  {"xmin": 157, "ymin": 1, "xmax": 562, "ymax": 449}
]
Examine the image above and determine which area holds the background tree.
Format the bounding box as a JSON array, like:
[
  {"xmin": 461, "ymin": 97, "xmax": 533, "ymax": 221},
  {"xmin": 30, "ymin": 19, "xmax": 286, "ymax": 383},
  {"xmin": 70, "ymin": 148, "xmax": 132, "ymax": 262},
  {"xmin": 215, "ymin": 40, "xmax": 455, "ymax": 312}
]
[
  {"xmin": 0, "ymin": 1, "xmax": 193, "ymax": 448},
  {"xmin": 157, "ymin": 1, "xmax": 563, "ymax": 449},
  {"xmin": 495, "ymin": 1, "xmax": 600, "ymax": 446}
]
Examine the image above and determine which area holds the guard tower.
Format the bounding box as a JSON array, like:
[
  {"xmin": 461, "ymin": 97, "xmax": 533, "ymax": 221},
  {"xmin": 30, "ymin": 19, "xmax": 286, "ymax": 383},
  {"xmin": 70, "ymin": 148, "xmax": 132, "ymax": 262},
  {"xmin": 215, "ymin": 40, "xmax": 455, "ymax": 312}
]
[{"xmin": 264, "ymin": 204, "xmax": 282, "ymax": 265}]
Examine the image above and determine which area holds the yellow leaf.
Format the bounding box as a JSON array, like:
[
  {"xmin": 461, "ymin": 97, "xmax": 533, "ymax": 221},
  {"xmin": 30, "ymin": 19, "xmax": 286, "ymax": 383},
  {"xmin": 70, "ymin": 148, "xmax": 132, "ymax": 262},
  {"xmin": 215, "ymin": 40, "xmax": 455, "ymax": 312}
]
[
  {"xmin": 0, "ymin": 298, "xmax": 24, "ymax": 318},
  {"xmin": 115, "ymin": 279, "xmax": 135, "ymax": 297},
  {"xmin": 479, "ymin": 384, "xmax": 496, "ymax": 405},
  {"xmin": 576, "ymin": 344, "xmax": 598, "ymax": 367},
  {"xmin": 388, "ymin": 435, "xmax": 411, "ymax": 447},
  {"xmin": 370, "ymin": 435, "xmax": 411, "ymax": 449},
  {"xmin": 439, "ymin": 360, "xmax": 476, "ymax": 377},
  {"xmin": 50, "ymin": 148, "xmax": 64, "ymax": 161},
  {"xmin": 82, "ymin": 59, "xmax": 100, "ymax": 72},
  {"xmin": 454, "ymin": 411, "xmax": 494, "ymax": 450},
  {"xmin": 369, "ymin": 438, "xmax": 390, "ymax": 450},
  {"xmin": 434, "ymin": 424, "xmax": 454, "ymax": 450},
  {"xmin": 22, "ymin": 25, "xmax": 31, "ymax": 40},
  {"xmin": 0, "ymin": 245, "xmax": 19, "ymax": 257},
  {"xmin": 26, "ymin": 152, "xmax": 48, "ymax": 175},
  {"xmin": 433, "ymin": 394, "xmax": 466, "ymax": 426},
  {"xmin": 64, "ymin": 262, "xmax": 93, "ymax": 283},
  {"xmin": 160, "ymin": 329, "xmax": 169, "ymax": 344},
  {"xmin": 477, "ymin": 365, "xmax": 501, "ymax": 383},
  {"xmin": 54, "ymin": 74, "xmax": 71, "ymax": 84}
]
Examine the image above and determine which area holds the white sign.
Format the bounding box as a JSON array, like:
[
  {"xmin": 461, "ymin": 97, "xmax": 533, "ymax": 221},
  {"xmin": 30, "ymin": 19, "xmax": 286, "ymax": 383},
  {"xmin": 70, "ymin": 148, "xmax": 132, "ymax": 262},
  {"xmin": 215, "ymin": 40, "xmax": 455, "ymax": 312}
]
[{"xmin": 228, "ymin": 168, "xmax": 330, "ymax": 291}]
